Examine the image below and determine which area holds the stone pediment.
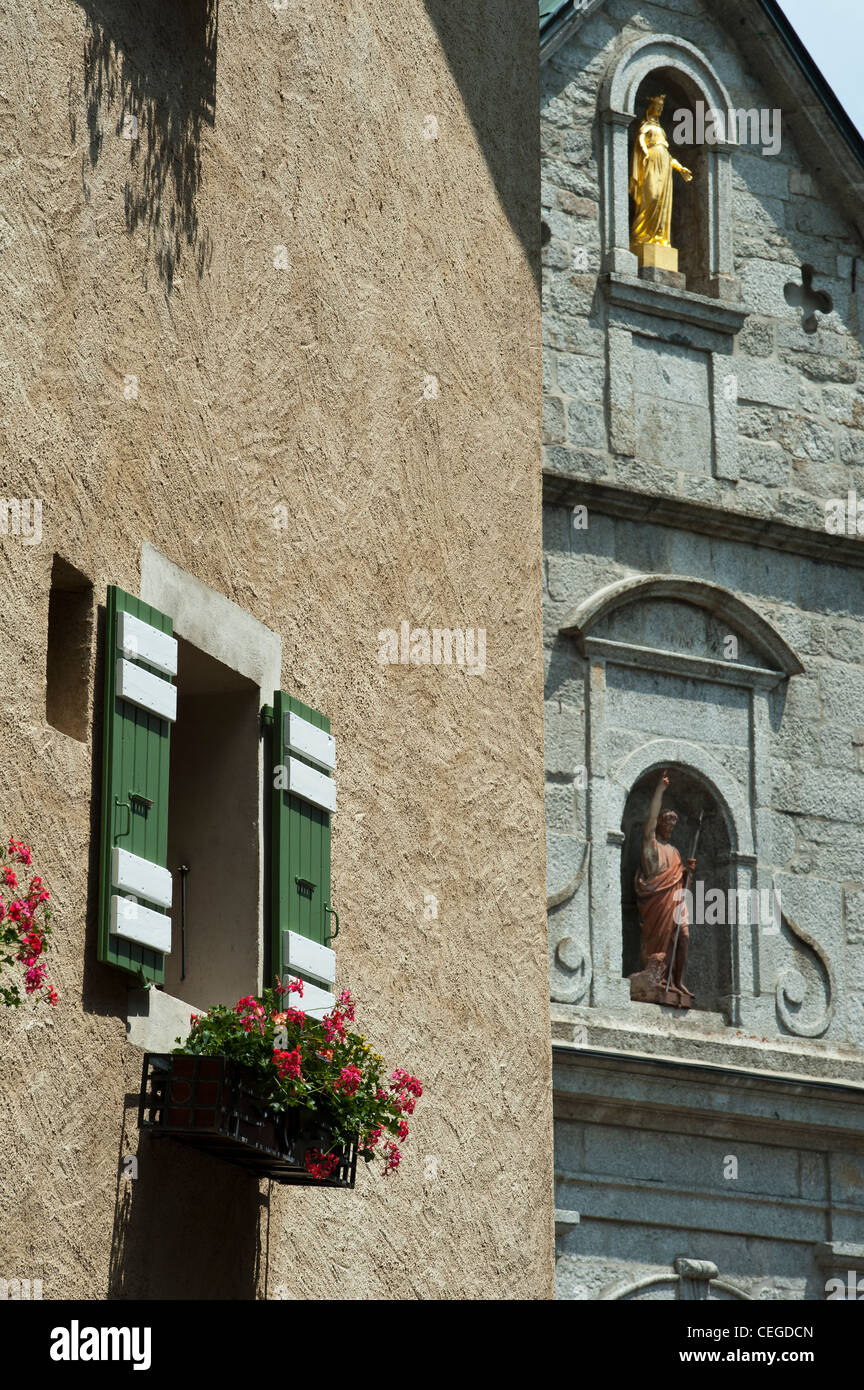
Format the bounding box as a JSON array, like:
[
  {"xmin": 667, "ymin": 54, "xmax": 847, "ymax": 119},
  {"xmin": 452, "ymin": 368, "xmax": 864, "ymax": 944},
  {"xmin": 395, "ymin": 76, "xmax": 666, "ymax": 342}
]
[{"xmin": 559, "ymin": 574, "xmax": 804, "ymax": 689}]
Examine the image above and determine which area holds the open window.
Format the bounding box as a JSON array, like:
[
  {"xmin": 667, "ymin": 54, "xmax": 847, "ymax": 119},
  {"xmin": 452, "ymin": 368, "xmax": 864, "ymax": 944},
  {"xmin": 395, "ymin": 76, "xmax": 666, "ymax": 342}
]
[
  {"xmin": 164, "ymin": 639, "xmax": 259, "ymax": 1008},
  {"xmin": 96, "ymin": 580, "xmax": 339, "ymax": 1026}
]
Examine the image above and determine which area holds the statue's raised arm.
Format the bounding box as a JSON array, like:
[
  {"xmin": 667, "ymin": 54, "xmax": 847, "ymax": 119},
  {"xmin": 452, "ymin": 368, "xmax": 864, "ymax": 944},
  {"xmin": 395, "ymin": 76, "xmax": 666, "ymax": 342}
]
[{"xmin": 641, "ymin": 769, "xmax": 669, "ymax": 879}]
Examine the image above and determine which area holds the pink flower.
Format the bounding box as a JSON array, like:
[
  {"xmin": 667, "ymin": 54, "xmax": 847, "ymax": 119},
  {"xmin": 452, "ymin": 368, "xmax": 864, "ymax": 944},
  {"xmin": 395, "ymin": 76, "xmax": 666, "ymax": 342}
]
[
  {"xmin": 390, "ymin": 1069, "xmax": 423, "ymax": 1097},
  {"xmin": 382, "ymin": 1141, "xmax": 401, "ymax": 1177},
  {"xmin": 389, "ymin": 1070, "xmax": 423, "ymax": 1114},
  {"xmin": 287, "ymin": 978, "xmax": 304, "ymax": 996},
  {"xmin": 335, "ymin": 1064, "xmax": 362, "ymax": 1097},
  {"xmin": 322, "ymin": 1010, "xmax": 345, "ymax": 1043},
  {"xmin": 337, "ymin": 989, "xmax": 356, "ymax": 1022},
  {"xmin": 46, "ymin": 986, "xmax": 58, "ymax": 1008},
  {"xmin": 398, "ymin": 1120, "xmax": 409, "ymax": 1142},
  {"xmin": 3, "ymin": 866, "xmax": 17, "ymax": 888},
  {"xmin": 304, "ymin": 1148, "xmax": 339, "ymax": 1181},
  {"xmin": 272, "ymin": 1047, "xmax": 303, "ymax": 1080},
  {"xmin": 189, "ymin": 1013, "xmax": 199, "ymax": 1026},
  {"xmin": 24, "ymin": 962, "xmax": 47, "ymax": 993}
]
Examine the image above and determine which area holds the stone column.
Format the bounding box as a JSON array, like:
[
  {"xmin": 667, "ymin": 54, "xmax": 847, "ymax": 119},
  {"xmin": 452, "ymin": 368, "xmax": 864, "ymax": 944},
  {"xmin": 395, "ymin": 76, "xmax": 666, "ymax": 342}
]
[
  {"xmin": 706, "ymin": 143, "xmax": 738, "ymax": 298},
  {"xmin": 586, "ymin": 657, "xmax": 631, "ymax": 1006},
  {"xmin": 717, "ymin": 850, "xmax": 758, "ymax": 1027},
  {"xmin": 600, "ymin": 109, "xmax": 639, "ymax": 276}
]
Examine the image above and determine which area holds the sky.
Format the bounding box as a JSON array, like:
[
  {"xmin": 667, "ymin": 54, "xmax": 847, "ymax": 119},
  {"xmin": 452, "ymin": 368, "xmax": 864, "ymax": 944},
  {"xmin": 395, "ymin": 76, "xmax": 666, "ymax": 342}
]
[{"xmin": 776, "ymin": 0, "xmax": 864, "ymax": 137}]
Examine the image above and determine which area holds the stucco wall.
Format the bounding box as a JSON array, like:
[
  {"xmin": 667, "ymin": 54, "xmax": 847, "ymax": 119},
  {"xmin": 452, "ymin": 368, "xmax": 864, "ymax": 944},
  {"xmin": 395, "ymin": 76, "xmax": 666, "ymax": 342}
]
[{"xmin": 0, "ymin": 0, "xmax": 551, "ymax": 1299}]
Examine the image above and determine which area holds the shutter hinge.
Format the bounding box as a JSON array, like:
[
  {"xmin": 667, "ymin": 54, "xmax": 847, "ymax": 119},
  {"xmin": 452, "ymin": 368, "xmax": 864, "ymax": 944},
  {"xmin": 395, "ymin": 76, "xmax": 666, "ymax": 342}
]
[{"xmin": 260, "ymin": 704, "xmax": 275, "ymax": 735}]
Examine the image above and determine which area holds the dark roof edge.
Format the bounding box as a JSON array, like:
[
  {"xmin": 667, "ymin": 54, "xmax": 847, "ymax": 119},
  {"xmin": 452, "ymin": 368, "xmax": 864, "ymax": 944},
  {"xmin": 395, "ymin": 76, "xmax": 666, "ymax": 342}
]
[{"xmin": 757, "ymin": 0, "xmax": 864, "ymax": 175}]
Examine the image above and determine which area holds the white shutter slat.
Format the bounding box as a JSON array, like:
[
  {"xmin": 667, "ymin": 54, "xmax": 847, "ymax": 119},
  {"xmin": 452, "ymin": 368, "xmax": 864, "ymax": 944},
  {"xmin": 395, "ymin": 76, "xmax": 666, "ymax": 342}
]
[
  {"xmin": 116, "ymin": 611, "xmax": 178, "ymax": 677},
  {"xmin": 288, "ymin": 756, "xmax": 336, "ymax": 813},
  {"xmin": 112, "ymin": 847, "xmax": 173, "ymax": 909},
  {"xmin": 286, "ymin": 712, "xmax": 336, "ymax": 771},
  {"xmin": 287, "ymin": 975, "xmax": 335, "ymax": 1019},
  {"xmin": 284, "ymin": 930, "xmax": 336, "ymax": 985},
  {"xmin": 116, "ymin": 658, "xmax": 177, "ymax": 723},
  {"xmin": 110, "ymin": 895, "xmax": 172, "ymax": 953}
]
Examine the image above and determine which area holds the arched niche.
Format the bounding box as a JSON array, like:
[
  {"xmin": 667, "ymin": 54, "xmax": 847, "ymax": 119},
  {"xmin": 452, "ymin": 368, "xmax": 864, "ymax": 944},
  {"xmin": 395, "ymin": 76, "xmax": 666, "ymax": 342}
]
[
  {"xmin": 598, "ymin": 33, "xmax": 738, "ymax": 296},
  {"xmin": 558, "ymin": 575, "xmax": 803, "ymax": 1021},
  {"xmin": 620, "ymin": 761, "xmax": 734, "ymax": 1015}
]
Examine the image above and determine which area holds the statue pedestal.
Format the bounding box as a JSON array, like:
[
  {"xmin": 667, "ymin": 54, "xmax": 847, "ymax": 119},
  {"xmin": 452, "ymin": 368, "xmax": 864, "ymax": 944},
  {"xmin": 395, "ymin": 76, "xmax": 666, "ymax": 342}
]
[
  {"xmin": 635, "ymin": 241, "xmax": 679, "ymax": 271},
  {"xmin": 631, "ymin": 242, "xmax": 686, "ymax": 289},
  {"xmin": 629, "ymin": 968, "xmax": 693, "ymax": 1011}
]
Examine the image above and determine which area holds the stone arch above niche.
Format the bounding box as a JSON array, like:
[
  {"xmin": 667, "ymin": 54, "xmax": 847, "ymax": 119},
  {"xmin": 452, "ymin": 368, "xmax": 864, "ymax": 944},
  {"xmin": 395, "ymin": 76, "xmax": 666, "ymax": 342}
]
[
  {"xmin": 600, "ymin": 34, "xmax": 736, "ymax": 130},
  {"xmin": 561, "ymin": 574, "xmax": 805, "ymax": 682},
  {"xmin": 599, "ymin": 1258, "xmax": 753, "ymax": 1301},
  {"xmin": 598, "ymin": 33, "xmax": 738, "ymax": 297}
]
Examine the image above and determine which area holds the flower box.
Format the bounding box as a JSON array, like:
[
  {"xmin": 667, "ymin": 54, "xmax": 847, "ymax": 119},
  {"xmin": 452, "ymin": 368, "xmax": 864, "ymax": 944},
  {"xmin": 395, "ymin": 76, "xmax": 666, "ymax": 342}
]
[{"xmin": 138, "ymin": 1052, "xmax": 357, "ymax": 1187}]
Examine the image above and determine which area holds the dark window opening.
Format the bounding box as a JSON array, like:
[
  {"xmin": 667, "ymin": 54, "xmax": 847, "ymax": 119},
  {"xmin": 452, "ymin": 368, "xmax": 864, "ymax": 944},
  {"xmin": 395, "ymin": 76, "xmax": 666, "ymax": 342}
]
[
  {"xmin": 164, "ymin": 637, "xmax": 260, "ymax": 1010},
  {"xmin": 45, "ymin": 556, "xmax": 93, "ymax": 742}
]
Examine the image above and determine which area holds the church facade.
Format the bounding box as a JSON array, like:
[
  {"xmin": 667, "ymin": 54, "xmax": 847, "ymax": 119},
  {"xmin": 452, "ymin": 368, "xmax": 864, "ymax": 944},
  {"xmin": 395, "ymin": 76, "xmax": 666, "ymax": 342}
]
[{"xmin": 541, "ymin": 0, "xmax": 864, "ymax": 1299}]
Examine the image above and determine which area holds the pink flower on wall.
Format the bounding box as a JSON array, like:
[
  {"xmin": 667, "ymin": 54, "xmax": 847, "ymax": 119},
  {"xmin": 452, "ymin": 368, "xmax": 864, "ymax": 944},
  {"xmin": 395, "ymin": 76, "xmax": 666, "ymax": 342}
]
[{"xmin": 1, "ymin": 838, "xmax": 56, "ymax": 1009}]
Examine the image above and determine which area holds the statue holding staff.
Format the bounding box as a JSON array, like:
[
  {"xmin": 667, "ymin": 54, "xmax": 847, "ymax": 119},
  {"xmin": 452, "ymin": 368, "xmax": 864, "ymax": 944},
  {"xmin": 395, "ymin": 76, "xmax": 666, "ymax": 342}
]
[{"xmin": 629, "ymin": 770, "xmax": 696, "ymax": 1009}]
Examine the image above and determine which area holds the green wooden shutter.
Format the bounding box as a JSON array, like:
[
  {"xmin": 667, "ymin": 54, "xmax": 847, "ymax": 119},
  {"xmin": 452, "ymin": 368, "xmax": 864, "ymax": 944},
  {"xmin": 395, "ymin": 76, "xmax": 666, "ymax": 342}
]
[
  {"xmin": 271, "ymin": 691, "xmax": 335, "ymax": 991},
  {"xmin": 97, "ymin": 586, "xmax": 176, "ymax": 984}
]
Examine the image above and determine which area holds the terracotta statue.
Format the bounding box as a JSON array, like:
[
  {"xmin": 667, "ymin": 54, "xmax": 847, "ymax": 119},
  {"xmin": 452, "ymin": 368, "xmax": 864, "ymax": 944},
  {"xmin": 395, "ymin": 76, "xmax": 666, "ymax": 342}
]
[
  {"xmin": 630, "ymin": 95, "xmax": 692, "ymax": 266},
  {"xmin": 629, "ymin": 770, "xmax": 695, "ymax": 1008}
]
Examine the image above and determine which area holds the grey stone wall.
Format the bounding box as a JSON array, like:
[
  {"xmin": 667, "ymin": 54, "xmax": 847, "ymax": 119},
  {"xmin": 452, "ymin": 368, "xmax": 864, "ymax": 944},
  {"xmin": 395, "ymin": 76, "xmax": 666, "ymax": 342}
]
[
  {"xmin": 542, "ymin": 0, "xmax": 864, "ymax": 1301},
  {"xmin": 542, "ymin": 1, "xmax": 864, "ymax": 529},
  {"xmin": 542, "ymin": 0, "xmax": 864, "ymax": 1054},
  {"xmin": 554, "ymin": 1047, "xmax": 864, "ymax": 1301}
]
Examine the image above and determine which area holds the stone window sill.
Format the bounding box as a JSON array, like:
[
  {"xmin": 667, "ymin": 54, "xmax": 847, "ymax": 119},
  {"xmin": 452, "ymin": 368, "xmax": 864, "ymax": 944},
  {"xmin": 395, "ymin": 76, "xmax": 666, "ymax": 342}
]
[
  {"xmin": 605, "ymin": 272, "xmax": 749, "ymax": 338},
  {"xmin": 127, "ymin": 985, "xmax": 195, "ymax": 1053}
]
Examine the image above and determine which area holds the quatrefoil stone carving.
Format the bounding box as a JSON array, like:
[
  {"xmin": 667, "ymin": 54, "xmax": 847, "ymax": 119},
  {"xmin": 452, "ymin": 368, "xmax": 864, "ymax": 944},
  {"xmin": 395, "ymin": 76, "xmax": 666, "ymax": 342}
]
[{"xmin": 784, "ymin": 263, "xmax": 833, "ymax": 334}]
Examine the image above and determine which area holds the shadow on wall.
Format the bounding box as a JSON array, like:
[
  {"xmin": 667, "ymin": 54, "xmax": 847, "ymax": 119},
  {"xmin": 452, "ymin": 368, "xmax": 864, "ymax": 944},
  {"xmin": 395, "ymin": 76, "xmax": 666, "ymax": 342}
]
[
  {"xmin": 72, "ymin": 0, "xmax": 217, "ymax": 291},
  {"xmin": 422, "ymin": 0, "xmax": 541, "ymax": 291},
  {"xmin": 109, "ymin": 1096, "xmax": 265, "ymax": 1299},
  {"xmin": 72, "ymin": 0, "xmax": 538, "ymax": 292}
]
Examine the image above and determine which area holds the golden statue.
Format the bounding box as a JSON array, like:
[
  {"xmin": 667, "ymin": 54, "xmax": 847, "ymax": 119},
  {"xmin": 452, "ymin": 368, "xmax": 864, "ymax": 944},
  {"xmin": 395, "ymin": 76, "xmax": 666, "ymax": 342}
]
[{"xmin": 629, "ymin": 95, "xmax": 692, "ymax": 272}]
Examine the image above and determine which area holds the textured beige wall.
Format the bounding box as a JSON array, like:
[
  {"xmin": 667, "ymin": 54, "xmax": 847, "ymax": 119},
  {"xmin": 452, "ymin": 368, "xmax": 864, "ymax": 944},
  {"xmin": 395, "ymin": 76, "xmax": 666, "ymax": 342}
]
[{"xmin": 0, "ymin": 0, "xmax": 550, "ymax": 1298}]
